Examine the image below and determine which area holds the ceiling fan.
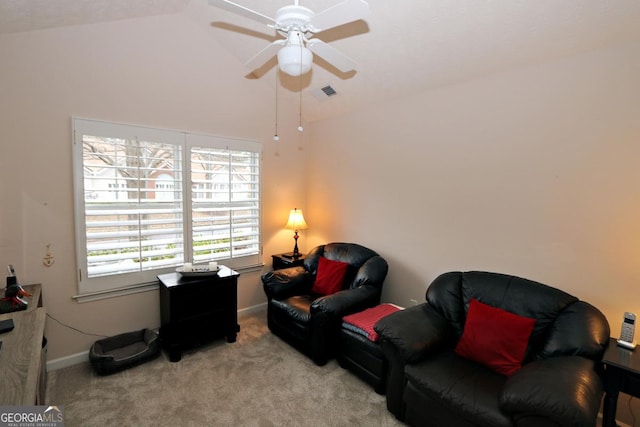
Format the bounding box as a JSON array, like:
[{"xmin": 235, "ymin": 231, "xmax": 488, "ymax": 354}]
[{"xmin": 208, "ymin": 0, "xmax": 370, "ymax": 76}]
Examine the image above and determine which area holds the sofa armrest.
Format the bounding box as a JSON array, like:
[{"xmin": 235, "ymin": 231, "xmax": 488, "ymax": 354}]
[
  {"xmin": 353, "ymin": 255, "xmax": 389, "ymax": 288},
  {"xmin": 304, "ymin": 285, "xmax": 380, "ymax": 366},
  {"xmin": 310, "ymin": 285, "xmax": 381, "ymax": 340},
  {"xmin": 374, "ymin": 304, "xmax": 455, "ymax": 364},
  {"xmin": 311, "ymin": 285, "xmax": 380, "ymax": 318},
  {"xmin": 261, "ymin": 266, "xmax": 311, "ymax": 300},
  {"xmin": 373, "ymin": 303, "xmax": 455, "ymax": 419},
  {"xmin": 500, "ymin": 356, "xmax": 603, "ymax": 427}
]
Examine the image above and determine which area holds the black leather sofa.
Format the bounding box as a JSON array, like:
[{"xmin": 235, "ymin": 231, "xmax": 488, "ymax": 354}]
[
  {"xmin": 375, "ymin": 271, "xmax": 610, "ymax": 427},
  {"xmin": 261, "ymin": 242, "xmax": 388, "ymax": 365}
]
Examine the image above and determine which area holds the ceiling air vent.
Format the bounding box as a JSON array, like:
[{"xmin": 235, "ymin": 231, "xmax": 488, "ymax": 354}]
[
  {"xmin": 321, "ymin": 85, "xmax": 337, "ymax": 97},
  {"xmin": 311, "ymin": 84, "xmax": 339, "ymax": 102}
]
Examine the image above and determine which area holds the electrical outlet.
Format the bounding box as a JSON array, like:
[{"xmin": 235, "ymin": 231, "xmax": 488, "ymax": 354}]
[{"xmin": 409, "ymin": 299, "xmax": 419, "ymax": 306}]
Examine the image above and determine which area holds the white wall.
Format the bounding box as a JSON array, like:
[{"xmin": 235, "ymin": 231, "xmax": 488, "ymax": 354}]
[
  {"xmin": 0, "ymin": 12, "xmax": 308, "ymax": 360},
  {"xmin": 307, "ymin": 40, "xmax": 640, "ymax": 326},
  {"xmin": 307, "ymin": 40, "xmax": 640, "ymax": 424}
]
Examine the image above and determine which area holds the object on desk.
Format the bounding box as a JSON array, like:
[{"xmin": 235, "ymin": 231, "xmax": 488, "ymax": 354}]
[
  {"xmin": 0, "ymin": 277, "xmax": 33, "ymax": 313},
  {"xmin": 17, "ymin": 285, "xmax": 32, "ymax": 297},
  {"xmin": 6, "ymin": 264, "xmax": 17, "ymax": 286},
  {"xmin": 617, "ymin": 339, "xmax": 636, "ymax": 350},
  {"xmin": 5, "ymin": 264, "xmax": 31, "ymax": 299},
  {"xmin": 176, "ymin": 264, "xmax": 220, "ymax": 277},
  {"xmin": 0, "ymin": 284, "xmax": 31, "ymax": 313},
  {"xmin": 617, "ymin": 312, "xmax": 637, "ymax": 350},
  {"xmin": 0, "ymin": 318, "xmax": 15, "ymax": 334},
  {"xmin": 5, "ymin": 284, "xmax": 31, "ymax": 299},
  {"xmin": 0, "ymin": 295, "xmax": 28, "ymax": 313}
]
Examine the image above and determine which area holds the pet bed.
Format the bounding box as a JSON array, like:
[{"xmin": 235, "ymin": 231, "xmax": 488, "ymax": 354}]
[{"xmin": 89, "ymin": 328, "xmax": 160, "ymax": 375}]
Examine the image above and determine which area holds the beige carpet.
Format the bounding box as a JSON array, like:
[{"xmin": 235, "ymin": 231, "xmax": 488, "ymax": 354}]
[{"xmin": 47, "ymin": 311, "xmax": 403, "ymax": 427}]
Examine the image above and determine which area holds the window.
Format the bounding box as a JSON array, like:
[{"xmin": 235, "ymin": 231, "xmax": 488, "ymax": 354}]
[{"xmin": 72, "ymin": 119, "xmax": 261, "ymax": 298}]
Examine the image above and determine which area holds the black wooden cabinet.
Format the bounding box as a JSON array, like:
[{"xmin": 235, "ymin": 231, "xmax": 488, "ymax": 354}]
[
  {"xmin": 158, "ymin": 266, "xmax": 240, "ymax": 362},
  {"xmin": 602, "ymin": 337, "xmax": 640, "ymax": 426}
]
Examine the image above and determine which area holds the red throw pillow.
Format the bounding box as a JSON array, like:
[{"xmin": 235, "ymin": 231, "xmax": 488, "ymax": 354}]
[
  {"xmin": 455, "ymin": 298, "xmax": 536, "ymax": 376},
  {"xmin": 312, "ymin": 257, "xmax": 349, "ymax": 296}
]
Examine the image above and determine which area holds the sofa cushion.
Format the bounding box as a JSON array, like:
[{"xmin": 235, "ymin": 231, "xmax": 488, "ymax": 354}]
[
  {"xmin": 405, "ymin": 351, "xmax": 512, "ymax": 427},
  {"xmin": 312, "ymin": 256, "xmax": 349, "ymax": 295},
  {"xmin": 455, "ymin": 298, "xmax": 536, "ymax": 376},
  {"xmin": 270, "ymin": 296, "xmax": 313, "ymax": 324}
]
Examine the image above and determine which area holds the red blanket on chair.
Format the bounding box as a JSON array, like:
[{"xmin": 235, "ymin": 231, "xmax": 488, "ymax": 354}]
[{"xmin": 342, "ymin": 303, "xmax": 402, "ymax": 342}]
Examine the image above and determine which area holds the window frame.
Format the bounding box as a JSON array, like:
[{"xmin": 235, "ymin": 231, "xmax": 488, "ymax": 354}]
[{"xmin": 72, "ymin": 118, "xmax": 262, "ymax": 300}]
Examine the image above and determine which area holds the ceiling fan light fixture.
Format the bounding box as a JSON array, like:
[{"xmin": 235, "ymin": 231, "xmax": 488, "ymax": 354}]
[
  {"xmin": 277, "ymin": 43, "xmax": 313, "ymax": 76},
  {"xmin": 212, "ymin": 0, "xmax": 370, "ymax": 77}
]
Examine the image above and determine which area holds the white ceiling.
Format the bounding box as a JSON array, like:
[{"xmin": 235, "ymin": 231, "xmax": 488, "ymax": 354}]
[
  {"xmin": 0, "ymin": 0, "xmax": 190, "ymax": 33},
  {"xmin": 3, "ymin": 0, "xmax": 640, "ymax": 122}
]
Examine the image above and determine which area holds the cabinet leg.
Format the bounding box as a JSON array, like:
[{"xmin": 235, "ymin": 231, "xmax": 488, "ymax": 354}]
[
  {"xmin": 602, "ymin": 392, "xmax": 619, "ymax": 427},
  {"xmin": 166, "ymin": 347, "xmax": 182, "ymax": 363},
  {"xmin": 225, "ymin": 323, "xmax": 240, "ymax": 343}
]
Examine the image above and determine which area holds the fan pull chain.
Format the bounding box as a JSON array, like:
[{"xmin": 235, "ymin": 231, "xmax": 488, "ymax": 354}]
[
  {"xmin": 298, "ymin": 31, "xmax": 304, "ymax": 133},
  {"xmin": 298, "ymin": 87, "xmax": 303, "ymax": 132},
  {"xmin": 274, "ymin": 71, "xmax": 280, "ymax": 141}
]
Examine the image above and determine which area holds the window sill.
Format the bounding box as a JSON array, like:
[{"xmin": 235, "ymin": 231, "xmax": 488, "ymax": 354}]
[
  {"xmin": 73, "ymin": 282, "xmax": 159, "ymax": 303},
  {"xmin": 73, "ymin": 263, "xmax": 264, "ymax": 303}
]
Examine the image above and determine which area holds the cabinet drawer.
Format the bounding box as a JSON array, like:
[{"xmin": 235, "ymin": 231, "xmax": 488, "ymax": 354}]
[{"xmin": 170, "ymin": 285, "xmax": 235, "ymax": 318}]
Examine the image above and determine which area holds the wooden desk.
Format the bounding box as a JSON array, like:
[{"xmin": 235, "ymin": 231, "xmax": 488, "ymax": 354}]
[{"xmin": 0, "ymin": 284, "xmax": 47, "ymax": 405}]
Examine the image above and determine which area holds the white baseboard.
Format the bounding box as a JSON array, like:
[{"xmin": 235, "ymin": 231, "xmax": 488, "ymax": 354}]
[
  {"xmin": 47, "ymin": 351, "xmax": 89, "ymax": 371},
  {"xmin": 596, "ymin": 410, "xmax": 631, "ymax": 427},
  {"xmin": 46, "ymin": 303, "xmax": 268, "ymax": 371},
  {"xmin": 238, "ymin": 302, "xmax": 267, "ymax": 317}
]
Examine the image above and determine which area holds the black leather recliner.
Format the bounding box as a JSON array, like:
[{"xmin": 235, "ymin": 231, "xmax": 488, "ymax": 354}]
[
  {"xmin": 261, "ymin": 242, "xmax": 388, "ymax": 366},
  {"xmin": 374, "ymin": 271, "xmax": 610, "ymax": 427}
]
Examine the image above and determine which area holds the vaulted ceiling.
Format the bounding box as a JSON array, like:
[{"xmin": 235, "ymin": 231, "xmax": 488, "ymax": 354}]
[{"xmin": 3, "ymin": 0, "xmax": 640, "ymax": 122}]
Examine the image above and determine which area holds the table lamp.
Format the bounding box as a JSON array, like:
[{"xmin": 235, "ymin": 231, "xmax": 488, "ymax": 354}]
[{"xmin": 284, "ymin": 208, "xmax": 308, "ymax": 258}]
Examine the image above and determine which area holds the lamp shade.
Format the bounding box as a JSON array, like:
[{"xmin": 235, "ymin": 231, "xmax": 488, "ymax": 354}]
[
  {"xmin": 277, "ymin": 44, "xmax": 313, "ymax": 76},
  {"xmin": 285, "ymin": 208, "xmax": 308, "ymax": 231}
]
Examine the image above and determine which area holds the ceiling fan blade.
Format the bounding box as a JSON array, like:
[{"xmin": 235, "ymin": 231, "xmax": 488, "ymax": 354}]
[
  {"xmin": 307, "ymin": 39, "xmax": 357, "ymax": 72},
  {"xmin": 245, "ymin": 40, "xmax": 286, "ymax": 71},
  {"xmin": 309, "ymin": 0, "xmax": 370, "ymax": 32},
  {"xmin": 208, "ymin": 0, "xmax": 276, "ymax": 26}
]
